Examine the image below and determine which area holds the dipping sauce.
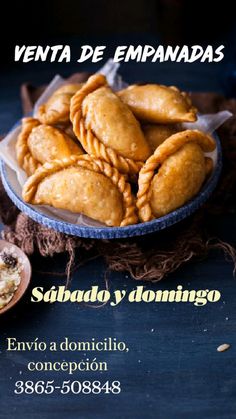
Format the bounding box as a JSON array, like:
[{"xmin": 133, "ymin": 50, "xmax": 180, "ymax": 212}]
[{"xmin": 0, "ymin": 247, "xmax": 23, "ymax": 309}]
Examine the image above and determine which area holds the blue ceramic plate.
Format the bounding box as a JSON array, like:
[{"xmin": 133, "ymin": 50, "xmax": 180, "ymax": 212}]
[{"xmin": 0, "ymin": 133, "xmax": 222, "ymax": 239}]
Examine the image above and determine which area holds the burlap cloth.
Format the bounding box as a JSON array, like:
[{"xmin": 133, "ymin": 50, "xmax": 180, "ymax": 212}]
[{"xmin": 0, "ymin": 73, "xmax": 236, "ymax": 282}]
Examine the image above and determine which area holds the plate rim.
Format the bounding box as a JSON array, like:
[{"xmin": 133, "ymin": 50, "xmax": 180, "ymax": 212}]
[{"xmin": 0, "ymin": 133, "xmax": 222, "ymax": 239}]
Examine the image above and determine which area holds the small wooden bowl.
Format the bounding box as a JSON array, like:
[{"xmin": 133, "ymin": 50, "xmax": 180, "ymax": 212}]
[{"xmin": 0, "ymin": 240, "xmax": 31, "ymax": 314}]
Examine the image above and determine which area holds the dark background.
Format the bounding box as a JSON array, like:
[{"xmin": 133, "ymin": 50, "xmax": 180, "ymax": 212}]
[
  {"xmin": 0, "ymin": 0, "xmax": 235, "ymax": 128},
  {"xmin": 2, "ymin": 0, "xmax": 236, "ymax": 42},
  {"xmin": 1, "ymin": 0, "xmax": 236, "ymax": 70},
  {"xmin": 0, "ymin": 0, "xmax": 236, "ymax": 106}
]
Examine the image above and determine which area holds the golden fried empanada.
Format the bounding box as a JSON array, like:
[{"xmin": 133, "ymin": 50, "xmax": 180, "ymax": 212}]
[
  {"xmin": 149, "ymin": 143, "xmax": 206, "ymax": 217},
  {"xmin": 118, "ymin": 84, "xmax": 197, "ymax": 124},
  {"xmin": 137, "ymin": 130, "xmax": 216, "ymax": 222},
  {"xmin": 16, "ymin": 117, "xmax": 41, "ymax": 176},
  {"xmin": 36, "ymin": 83, "xmax": 83, "ymax": 125},
  {"xmin": 142, "ymin": 124, "xmax": 181, "ymax": 152},
  {"xmin": 70, "ymin": 74, "xmax": 151, "ymax": 175},
  {"xmin": 22, "ymin": 155, "xmax": 138, "ymax": 227},
  {"xmin": 28, "ymin": 125, "xmax": 83, "ymax": 163},
  {"xmin": 16, "ymin": 117, "xmax": 83, "ymax": 176}
]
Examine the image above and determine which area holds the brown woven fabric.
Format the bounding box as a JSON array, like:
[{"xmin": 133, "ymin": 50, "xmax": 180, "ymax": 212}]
[{"xmin": 0, "ymin": 75, "xmax": 236, "ymax": 282}]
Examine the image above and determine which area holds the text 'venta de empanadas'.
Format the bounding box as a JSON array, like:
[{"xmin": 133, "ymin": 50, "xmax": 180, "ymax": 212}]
[
  {"xmin": 118, "ymin": 84, "xmax": 197, "ymax": 124},
  {"xmin": 70, "ymin": 74, "xmax": 151, "ymax": 175},
  {"xmin": 22, "ymin": 155, "xmax": 138, "ymax": 227},
  {"xmin": 137, "ymin": 130, "xmax": 216, "ymax": 222},
  {"xmin": 16, "ymin": 117, "xmax": 84, "ymax": 176},
  {"xmin": 36, "ymin": 83, "xmax": 83, "ymax": 125}
]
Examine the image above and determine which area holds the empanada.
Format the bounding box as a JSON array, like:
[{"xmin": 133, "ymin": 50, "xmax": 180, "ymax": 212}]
[
  {"xmin": 118, "ymin": 84, "xmax": 197, "ymax": 124},
  {"xmin": 16, "ymin": 117, "xmax": 83, "ymax": 176},
  {"xmin": 142, "ymin": 124, "xmax": 181, "ymax": 152},
  {"xmin": 36, "ymin": 83, "xmax": 83, "ymax": 125},
  {"xmin": 22, "ymin": 155, "xmax": 138, "ymax": 227},
  {"xmin": 137, "ymin": 130, "xmax": 216, "ymax": 222},
  {"xmin": 70, "ymin": 74, "xmax": 151, "ymax": 175},
  {"xmin": 16, "ymin": 117, "xmax": 41, "ymax": 176}
]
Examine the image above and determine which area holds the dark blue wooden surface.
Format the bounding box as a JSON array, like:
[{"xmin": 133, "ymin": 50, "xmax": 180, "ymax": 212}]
[{"xmin": 0, "ymin": 45, "xmax": 236, "ymax": 419}]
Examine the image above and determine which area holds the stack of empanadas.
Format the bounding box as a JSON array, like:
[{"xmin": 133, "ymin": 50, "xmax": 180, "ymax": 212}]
[{"xmin": 16, "ymin": 74, "xmax": 216, "ymax": 227}]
